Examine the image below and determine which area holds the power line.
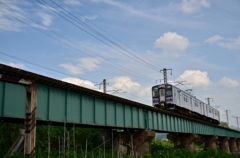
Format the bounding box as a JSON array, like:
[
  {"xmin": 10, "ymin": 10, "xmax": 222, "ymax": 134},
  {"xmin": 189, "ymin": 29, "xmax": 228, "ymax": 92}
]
[
  {"xmin": 0, "ymin": 2, "xmax": 156, "ymax": 104},
  {"xmin": 0, "ymin": 51, "xmax": 98, "ymax": 83},
  {"xmin": 37, "ymin": 0, "xmax": 160, "ymax": 72},
  {"xmin": 0, "ymin": 2, "xmax": 156, "ymax": 82},
  {"xmin": 1, "ymin": 1, "xmax": 227, "ymax": 107},
  {"xmin": 56, "ymin": 0, "xmax": 163, "ymax": 72},
  {"xmin": 225, "ymin": 110, "xmax": 230, "ymax": 125}
]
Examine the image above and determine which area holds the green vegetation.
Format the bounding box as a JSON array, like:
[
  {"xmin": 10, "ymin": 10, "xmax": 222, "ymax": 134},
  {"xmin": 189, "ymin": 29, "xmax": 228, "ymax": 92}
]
[
  {"xmin": 1, "ymin": 121, "xmax": 240, "ymax": 157},
  {"xmin": 149, "ymin": 148, "xmax": 240, "ymax": 158},
  {"xmin": 150, "ymin": 139, "xmax": 240, "ymax": 158},
  {"xmin": 220, "ymin": 121, "xmax": 229, "ymax": 128}
]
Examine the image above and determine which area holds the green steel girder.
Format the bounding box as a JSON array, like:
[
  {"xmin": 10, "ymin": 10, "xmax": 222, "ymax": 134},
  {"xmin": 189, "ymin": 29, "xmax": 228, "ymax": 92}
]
[{"xmin": 1, "ymin": 81, "xmax": 240, "ymax": 138}]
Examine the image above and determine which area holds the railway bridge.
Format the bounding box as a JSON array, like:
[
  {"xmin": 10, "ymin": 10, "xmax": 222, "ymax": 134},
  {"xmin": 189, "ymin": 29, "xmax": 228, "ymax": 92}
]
[{"xmin": 1, "ymin": 63, "xmax": 240, "ymax": 156}]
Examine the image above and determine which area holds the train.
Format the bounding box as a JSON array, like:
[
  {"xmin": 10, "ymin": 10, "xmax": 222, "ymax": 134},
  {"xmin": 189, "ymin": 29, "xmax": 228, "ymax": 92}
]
[{"xmin": 152, "ymin": 83, "xmax": 220, "ymax": 124}]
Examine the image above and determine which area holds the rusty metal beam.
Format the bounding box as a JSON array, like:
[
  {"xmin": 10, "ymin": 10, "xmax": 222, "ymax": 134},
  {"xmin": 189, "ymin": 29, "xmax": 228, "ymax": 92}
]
[{"xmin": 24, "ymin": 85, "xmax": 37, "ymax": 157}]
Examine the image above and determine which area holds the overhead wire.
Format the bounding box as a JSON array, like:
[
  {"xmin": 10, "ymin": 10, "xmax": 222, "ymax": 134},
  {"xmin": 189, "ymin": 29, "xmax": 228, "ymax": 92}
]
[
  {"xmin": 37, "ymin": 0, "xmax": 160, "ymax": 72},
  {"xmin": 40, "ymin": 0, "xmax": 239, "ymax": 121},
  {"xmin": 1, "ymin": 1, "xmax": 224, "ymax": 109},
  {"xmin": 0, "ymin": 1, "xmax": 156, "ymax": 82},
  {"xmin": 0, "ymin": 1, "xmax": 156, "ymax": 104},
  {"xmin": 107, "ymin": 85, "xmax": 152, "ymax": 103},
  {"xmin": 0, "ymin": 52, "xmax": 99, "ymax": 83},
  {"xmin": 165, "ymin": 70, "xmax": 216, "ymax": 105},
  {"xmin": 56, "ymin": 0, "xmax": 163, "ymax": 71}
]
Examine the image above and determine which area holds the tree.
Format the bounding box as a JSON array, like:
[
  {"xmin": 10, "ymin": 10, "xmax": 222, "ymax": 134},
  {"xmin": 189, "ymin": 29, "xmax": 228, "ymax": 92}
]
[{"xmin": 219, "ymin": 121, "xmax": 229, "ymax": 128}]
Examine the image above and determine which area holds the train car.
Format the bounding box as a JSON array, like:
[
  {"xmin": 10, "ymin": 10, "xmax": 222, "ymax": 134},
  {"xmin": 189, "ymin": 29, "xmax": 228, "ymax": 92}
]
[{"xmin": 152, "ymin": 83, "xmax": 220, "ymax": 124}]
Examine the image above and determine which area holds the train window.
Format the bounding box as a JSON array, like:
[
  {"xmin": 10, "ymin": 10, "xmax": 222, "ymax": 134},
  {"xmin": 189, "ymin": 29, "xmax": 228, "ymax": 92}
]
[
  {"xmin": 183, "ymin": 95, "xmax": 187, "ymax": 102},
  {"xmin": 152, "ymin": 87, "xmax": 158, "ymax": 98},
  {"xmin": 166, "ymin": 85, "xmax": 172, "ymax": 97},
  {"xmin": 195, "ymin": 101, "xmax": 198, "ymax": 107}
]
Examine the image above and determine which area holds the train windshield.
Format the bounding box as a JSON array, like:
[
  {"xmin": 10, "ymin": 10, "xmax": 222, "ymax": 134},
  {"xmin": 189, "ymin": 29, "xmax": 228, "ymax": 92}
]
[
  {"xmin": 166, "ymin": 85, "xmax": 172, "ymax": 97},
  {"xmin": 152, "ymin": 86, "xmax": 158, "ymax": 98}
]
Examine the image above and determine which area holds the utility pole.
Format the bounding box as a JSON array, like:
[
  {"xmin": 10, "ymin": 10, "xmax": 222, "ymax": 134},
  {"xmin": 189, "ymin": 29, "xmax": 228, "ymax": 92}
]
[
  {"xmin": 160, "ymin": 68, "xmax": 172, "ymax": 84},
  {"xmin": 103, "ymin": 79, "xmax": 106, "ymax": 93},
  {"xmin": 232, "ymin": 116, "xmax": 240, "ymax": 130},
  {"xmin": 206, "ymin": 97, "xmax": 213, "ymax": 105},
  {"xmin": 237, "ymin": 117, "xmax": 239, "ymax": 131},
  {"xmin": 95, "ymin": 79, "xmax": 108, "ymax": 93},
  {"xmin": 225, "ymin": 110, "xmax": 230, "ymax": 126}
]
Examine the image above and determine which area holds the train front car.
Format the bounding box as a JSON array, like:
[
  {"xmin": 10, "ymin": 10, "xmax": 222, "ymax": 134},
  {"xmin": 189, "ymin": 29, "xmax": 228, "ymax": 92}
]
[
  {"xmin": 152, "ymin": 85, "xmax": 159, "ymax": 107},
  {"xmin": 152, "ymin": 84, "xmax": 174, "ymax": 109}
]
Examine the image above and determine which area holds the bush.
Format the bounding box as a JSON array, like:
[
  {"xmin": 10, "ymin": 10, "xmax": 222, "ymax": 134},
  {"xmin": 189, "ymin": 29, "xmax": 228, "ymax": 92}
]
[{"xmin": 150, "ymin": 139, "xmax": 174, "ymax": 157}]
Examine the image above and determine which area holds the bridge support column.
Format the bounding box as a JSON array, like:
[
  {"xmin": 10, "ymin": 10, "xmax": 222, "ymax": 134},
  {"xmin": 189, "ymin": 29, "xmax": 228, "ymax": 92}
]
[
  {"xmin": 201, "ymin": 135, "xmax": 218, "ymax": 152},
  {"xmin": 167, "ymin": 133, "xmax": 198, "ymax": 151},
  {"xmin": 24, "ymin": 85, "xmax": 37, "ymax": 157},
  {"xmin": 237, "ymin": 139, "xmax": 240, "ymax": 151},
  {"xmin": 101, "ymin": 130, "xmax": 155, "ymax": 156},
  {"xmin": 132, "ymin": 130, "xmax": 155, "ymax": 155},
  {"xmin": 229, "ymin": 138, "xmax": 238, "ymax": 153},
  {"xmin": 219, "ymin": 137, "xmax": 230, "ymax": 153}
]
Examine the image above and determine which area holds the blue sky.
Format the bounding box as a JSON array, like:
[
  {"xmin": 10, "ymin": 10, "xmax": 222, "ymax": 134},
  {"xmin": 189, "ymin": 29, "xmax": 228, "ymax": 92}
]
[{"xmin": 0, "ymin": 0, "xmax": 239, "ymax": 127}]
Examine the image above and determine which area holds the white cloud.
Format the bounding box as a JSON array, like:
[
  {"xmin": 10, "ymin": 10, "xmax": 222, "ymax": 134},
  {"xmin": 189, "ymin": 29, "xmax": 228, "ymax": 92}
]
[
  {"xmin": 60, "ymin": 63, "xmax": 83, "ymax": 74},
  {"xmin": 62, "ymin": 77, "xmax": 95, "ymax": 89},
  {"xmin": 216, "ymin": 77, "xmax": 239, "ymax": 88},
  {"xmin": 60, "ymin": 76, "xmax": 152, "ymax": 104},
  {"xmin": 91, "ymin": 0, "xmax": 165, "ymax": 22},
  {"xmin": 8, "ymin": 62, "xmax": 25, "ymax": 69},
  {"xmin": 78, "ymin": 57, "xmax": 102, "ymax": 71},
  {"xmin": 63, "ymin": 0, "xmax": 82, "ymax": 6},
  {"xmin": 177, "ymin": 70, "xmax": 212, "ymax": 88},
  {"xmin": 180, "ymin": 0, "xmax": 210, "ymax": 13},
  {"xmin": 82, "ymin": 14, "xmax": 98, "ymax": 21},
  {"xmin": 218, "ymin": 36, "xmax": 240, "ymax": 51},
  {"xmin": 155, "ymin": 32, "xmax": 190, "ymax": 57},
  {"xmin": 110, "ymin": 76, "xmax": 140, "ymax": 90},
  {"xmin": 109, "ymin": 76, "xmax": 150, "ymax": 97},
  {"xmin": 37, "ymin": 12, "xmax": 53, "ymax": 27},
  {"xmin": 60, "ymin": 57, "xmax": 102, "ymax": 74},
  {"xmin": 205, "ymin": 35, "xmax": 223, "ymax": 43},
  {"xmin": 0, "ymin": 0, "xmax": 27, "ymax": 31}
]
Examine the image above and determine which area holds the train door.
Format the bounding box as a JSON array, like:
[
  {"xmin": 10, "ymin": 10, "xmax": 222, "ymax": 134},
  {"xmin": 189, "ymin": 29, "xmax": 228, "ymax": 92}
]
[{"xmin": 159, "ymin": 88, "xmax": 165, "ymax": 106}]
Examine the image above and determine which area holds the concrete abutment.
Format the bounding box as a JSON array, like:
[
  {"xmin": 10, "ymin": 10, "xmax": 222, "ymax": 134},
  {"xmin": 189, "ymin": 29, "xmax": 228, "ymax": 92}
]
[
  {"xmin": 229, "ymin": 138, "xmax": 238, "ymax": 153},
  {"xmin": 219, "ymin": 137, "xmax": 230, "ymax": 153},
  {"xmin": 167, "ymin": 133, "xmax": 198, "ymax": 151},
  {"xmin": 237, "ymin": 139, "xmax": 240, "ymax": 151},
  {"xmin": 100, "ymin": 129, "xmax": 155, "ymax": 156},
  {"xmin": 201, "ymin": 135, "xmax": 218, "ymax": 152}
]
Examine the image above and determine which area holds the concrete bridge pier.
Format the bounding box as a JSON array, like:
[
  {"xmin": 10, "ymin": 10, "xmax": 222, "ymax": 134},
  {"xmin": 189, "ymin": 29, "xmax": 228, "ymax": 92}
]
[
  {"xmin": 201, "ymin": 135, "xmax": 218, "ymax": 152},
  {"xmin": 131, "ymin": 130, "xmax": 155, "ymax": 155},
  {"xmin": 167, "ymin": 133, "xmax": 198, "ymax": 151},
  {"xmin": 101, "ymin": 129, "xmax": 155, "ymax": 156},
  {"xmin": 229, "ymin": 138, "xmax": 238, "ymax": 153},
  {"xmin": 237, "ymin": 139, "xmax": 240, "ymax": 151},
  {"xmin": 219, "ymin": 137, "xmax": 230, "ymax": 153}
]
